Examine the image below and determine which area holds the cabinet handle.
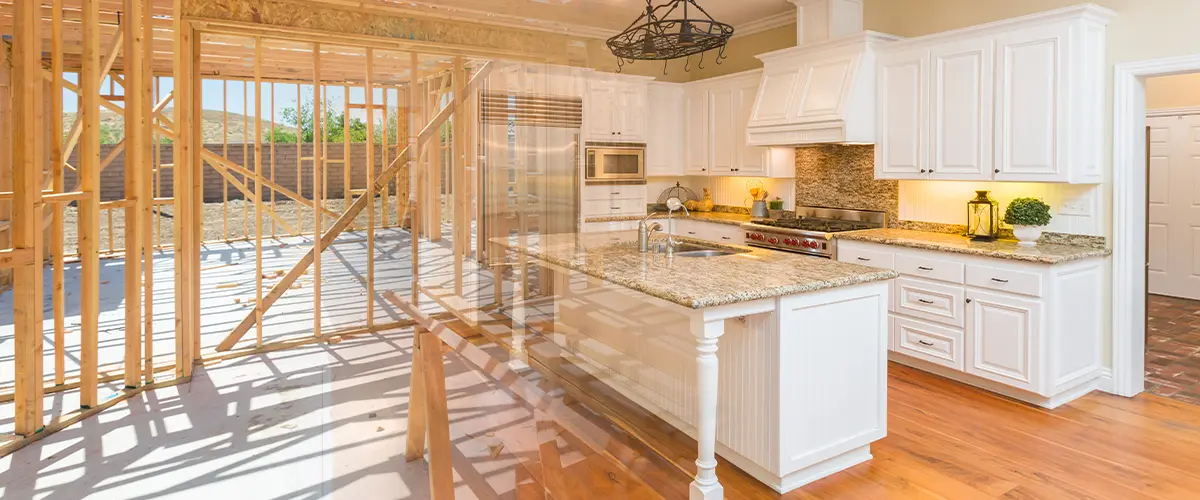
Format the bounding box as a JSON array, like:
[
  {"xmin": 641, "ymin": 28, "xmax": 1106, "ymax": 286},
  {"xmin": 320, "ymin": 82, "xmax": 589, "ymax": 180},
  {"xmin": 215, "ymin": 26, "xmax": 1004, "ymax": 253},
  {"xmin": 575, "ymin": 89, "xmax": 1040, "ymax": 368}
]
[
  {"xmin": 994, "ymin": 169, "xmax": 1000, "ymax": 173},
  {"xmin": 920, "ymin": 169, "xmax": 927, "ymax": 173},
  {"xmin": 917, "ymin": 340, "xmax": 935, "ymax": 347},
  {"xmin": 990, "ymin": 277, "xmax": 1010, "ymax": 283},
  {"xmin": 722, "ymin": 236, "xmax": 731, "ymax": 240},
  {"xmin": 857, "ymin": 257, "xmax": 871, "ymax": 262},
  {"xmin": 917, "ymin": 266, "xmax": 933, "ymax": 271},
  {"xmin": 611, "ymin": 192, "xmax": 620, "ymax": 195},
  {"xmin": 610, "ymin": 207, "xmax": 620, "ymax": 210},
  {"xmin": 917, "ymin": 298, "xmax": 935, "ymax": 305},
  {"xmin": 687, "ymin": 231, "xmax": 697, "ymax": 235},
  {"xmin": 966, "ymin": 298, "xmax": 973, "ymax": 303}
]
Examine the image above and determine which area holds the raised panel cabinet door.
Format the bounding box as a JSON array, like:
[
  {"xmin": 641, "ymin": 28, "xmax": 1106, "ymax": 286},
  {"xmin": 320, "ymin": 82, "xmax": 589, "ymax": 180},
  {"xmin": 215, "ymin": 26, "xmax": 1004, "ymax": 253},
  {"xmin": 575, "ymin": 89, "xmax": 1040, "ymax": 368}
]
[
  {"xmin": 735, "ymin": 76, "xmax": 768, "ymax": 175},
  {"xmin": 965, "ymin": 290, "xmax": 1041, "ymax": 392},
  {"xmin": 792, "ymin": 53, "xmax": 857, "ymax": 119},
  {"xmin": 929, "ymin": 37, "xmax": 994, "ymax": 180},
  {"xmin": 684, "ymin": 89, "xmax": 710, "ymax": 174},
  {"xmin": 994, "ymin": 24, "xmax": 1070, "ymax": 181},
  {"xmin": 646, "ymin": 84, "xmax": 685, "ymax": 176},
  {"xmin": 618, "ymin": 84, "xmax": 648, "ymax": 140},
  {"xmin": 585, "ymin": 81, "xmax": 618, "ymax": 139},
  {"xmin": 875, "ymin": 48, "xmax": 927, "ymax": 179},
  {"xmin": 708, "ymin": 86, "xmax": 737, "ymax": 174}
]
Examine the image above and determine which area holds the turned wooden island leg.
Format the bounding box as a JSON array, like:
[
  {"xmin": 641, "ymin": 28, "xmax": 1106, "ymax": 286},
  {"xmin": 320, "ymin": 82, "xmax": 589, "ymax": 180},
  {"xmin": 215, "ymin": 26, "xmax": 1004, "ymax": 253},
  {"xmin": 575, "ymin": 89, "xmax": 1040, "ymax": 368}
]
[{"xmin": 691, "ymin": 316, "xmax": 725, "ymax": 500}]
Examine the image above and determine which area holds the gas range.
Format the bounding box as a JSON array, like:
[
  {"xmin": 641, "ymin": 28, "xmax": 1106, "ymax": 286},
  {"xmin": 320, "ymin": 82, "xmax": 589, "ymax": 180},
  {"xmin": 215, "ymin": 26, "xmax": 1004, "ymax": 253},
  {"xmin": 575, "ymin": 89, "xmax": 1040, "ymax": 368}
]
[{"xmin": 742, "ymin": 207, "xmax": 888, "ymax": 258}]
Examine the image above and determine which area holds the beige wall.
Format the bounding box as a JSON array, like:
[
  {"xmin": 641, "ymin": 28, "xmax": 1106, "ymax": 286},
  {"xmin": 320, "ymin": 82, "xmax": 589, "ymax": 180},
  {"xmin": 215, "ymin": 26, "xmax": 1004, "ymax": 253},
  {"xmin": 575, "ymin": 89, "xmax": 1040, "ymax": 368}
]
[
  {"xmin": 1146, "ymin": 73, "xmax": 1200, "ymax": 109},
  {"xmin": 583, "ymin": 24, "xmax": 797, "ymax": 83}
]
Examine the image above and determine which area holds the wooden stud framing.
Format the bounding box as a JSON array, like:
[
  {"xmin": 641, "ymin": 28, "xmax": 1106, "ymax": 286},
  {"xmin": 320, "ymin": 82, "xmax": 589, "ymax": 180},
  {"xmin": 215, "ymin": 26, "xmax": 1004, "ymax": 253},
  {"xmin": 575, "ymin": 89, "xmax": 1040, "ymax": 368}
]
[
  {"xmin": 343, "ymin": 84, "xmax": 351, "ymax": 208},
  {"xmin": 381, "ymin": 88, "xmax": 390, "ymax": 228},
  {"xmin": 123, "ymin": 0, "xmax": 147, "ymax": 388},
  {"xmin": 296, "ymin": 83, "xmax": 303, "ymax": 234},
  {"xmin": 141, "ymin": 9, "xmax": 156, "ymax": 384},
  {"xmin": 243, "ymin": 80, "xmax": 250, "ymax": 238},
  {"xmin": 173, "ymin": 5, "xmax": 196, "ymax": 379},
  {"xmin": 313, "ymin": 43, "xmax": 323, "ymax": 339},
  {"xmin": 366, "ymin": 49, "xmax": 376, "ymax": 328},
  {"xmin": 452, "ymin": 57, "xmax": 465, "ymax": 297},
  {"xmin": 270, "ymin": 82, "xmax": 278, "ymax": 238},
  {"xmin": 13, "ymin": 0, "xmax": 46, "ymax": 436},
  {"xmin": 50, "ymin": 0, "xmax": 67, "ymax": 387},
  {"xmin": 79, "ymin": 0, "xmax": 102, "ymax": 408},
  {"xmin": 222, "ymin": 79, "xmax": 229, "ymax": 241},
  {"xmin": 255, "ymin": 37, "xmax": 265, "ymax": 347},
  {"xmin": 410, "ymin": 52, "xmax": 421, "ymax": 304}
]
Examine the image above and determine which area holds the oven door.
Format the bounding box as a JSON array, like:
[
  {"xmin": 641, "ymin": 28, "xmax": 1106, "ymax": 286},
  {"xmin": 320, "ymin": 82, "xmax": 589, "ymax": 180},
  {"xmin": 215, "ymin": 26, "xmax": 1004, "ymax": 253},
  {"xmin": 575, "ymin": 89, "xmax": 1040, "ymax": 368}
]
[{"xmin": 586, "ymin": 147, "xmax": 644, "ymax": 180}]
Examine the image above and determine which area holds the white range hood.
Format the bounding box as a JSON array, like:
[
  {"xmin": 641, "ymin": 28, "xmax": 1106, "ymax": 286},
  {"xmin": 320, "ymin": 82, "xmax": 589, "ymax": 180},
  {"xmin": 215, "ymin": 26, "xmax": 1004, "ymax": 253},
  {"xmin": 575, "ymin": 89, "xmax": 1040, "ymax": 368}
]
[{"xmin": 745, "ymin": 0, "xmax": 899, "ymax": 146}]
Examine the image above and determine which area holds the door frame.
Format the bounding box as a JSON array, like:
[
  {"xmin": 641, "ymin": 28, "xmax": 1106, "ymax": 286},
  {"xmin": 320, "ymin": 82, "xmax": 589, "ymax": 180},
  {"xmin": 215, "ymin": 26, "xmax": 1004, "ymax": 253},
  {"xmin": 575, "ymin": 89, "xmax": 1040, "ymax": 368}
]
[{"xmin": 1111, "ymin": 54, "xmax": 1200, "ymax": 397}]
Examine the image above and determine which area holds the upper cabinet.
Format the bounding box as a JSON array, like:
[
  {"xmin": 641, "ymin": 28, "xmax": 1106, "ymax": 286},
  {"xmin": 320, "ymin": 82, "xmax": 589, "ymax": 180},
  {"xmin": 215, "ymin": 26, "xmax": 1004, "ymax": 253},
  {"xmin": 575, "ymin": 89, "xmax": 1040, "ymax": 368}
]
[
  {"xmin": 584, "ymin": 78, "xmax": 649, "ymax": 142},
  {"xmin": 687, "ymin": 70, "xmax": 797, "ymax": 178},
  {"xmin": 874, "ymin": 4, "xmax": 1114, "ymax": 183},
  {"xmin": 646, "ymin": 83, "xmax": 686, "ymax": 177}
]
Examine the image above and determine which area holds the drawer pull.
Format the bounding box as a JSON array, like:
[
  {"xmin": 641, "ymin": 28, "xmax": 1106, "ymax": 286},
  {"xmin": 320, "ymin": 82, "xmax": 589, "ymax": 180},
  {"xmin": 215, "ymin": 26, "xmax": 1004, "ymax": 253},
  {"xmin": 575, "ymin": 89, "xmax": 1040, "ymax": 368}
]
[
  {"xmin": 990, "ymin": 277, "xmax": 1010, "ymax": 283},
  {"xmin": 687, "ymin": 231, "xmax": 697, "ymax": 235},
  {"xmin": 721, "ymin": 236, "xmax": 731, "ymax": 240},
  {"xmin": 917, "ymin": 298, "xmax": 935, "ymax": 305},
  {"xmin": 917, "ymin": 340, "xmax": 935, "ymax": 347},
  {"xmin": 610, "ymin": 207, "xmax": 620, "ymax": 210},
  {"xmin": 917, "ymin": 266, "xmax": 934, "ymax": 271},
  {"xmin": 611, "ymin": 192, "xmax": 620, "ymax": 195},
  {"xmin": 857, "ymin": 257, "xmax": 871, "ymax": 262}
]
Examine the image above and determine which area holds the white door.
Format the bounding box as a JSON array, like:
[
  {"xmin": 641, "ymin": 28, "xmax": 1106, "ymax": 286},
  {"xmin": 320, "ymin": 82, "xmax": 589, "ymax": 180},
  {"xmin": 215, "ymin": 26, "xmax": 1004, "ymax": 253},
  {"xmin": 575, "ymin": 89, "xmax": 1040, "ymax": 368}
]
[
  {"xmin": 965, "ymin": 290, "xmax": 1041, "ymax": 393},
  {"xmin": 708, "ymin": 86, "xmax": 736, "ymax": 174},
  {"xmin": 993, "ymin": 24, "xmax": 1069, "ymax": 182},
  {"xmin": 875, "ymin": 47, "xmax": 927, "ymax": 179},
  {"xmin": 684, "ymin": 90, "xmax": 709, "ymax": 174},
  {"xmin": 1148, "ymin": 114, "xmax": 1200, "ymax": 300},
  {"xmin": 929, "ymin": 37, "xmax": 994, "ymax": 180},
  {"xmin": 735, "ymin": 76, "xmax": 767, "ymax": 175},
  {"xmin": 617, "ymin": 84, "xmax": 648, "ymax": 140},
  {"xmin": 585, "ymin": 81, "xmax": 617, "ymax": 140}
]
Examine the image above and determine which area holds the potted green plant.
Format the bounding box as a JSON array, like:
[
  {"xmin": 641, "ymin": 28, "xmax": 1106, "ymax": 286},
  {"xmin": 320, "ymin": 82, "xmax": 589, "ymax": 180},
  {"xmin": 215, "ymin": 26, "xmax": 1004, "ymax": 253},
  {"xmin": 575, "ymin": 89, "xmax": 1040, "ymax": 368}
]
[{"xmin": 1003, "ymin": 198, "xmax": 1052, "ymax": 246}]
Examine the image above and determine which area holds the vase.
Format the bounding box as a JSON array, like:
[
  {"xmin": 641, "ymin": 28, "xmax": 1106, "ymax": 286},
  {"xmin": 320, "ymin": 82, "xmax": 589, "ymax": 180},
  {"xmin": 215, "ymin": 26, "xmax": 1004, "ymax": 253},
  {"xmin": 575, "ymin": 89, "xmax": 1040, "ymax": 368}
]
[{"xmin": 1013, "ymin": 225, "xmax": 1044, "ymax": 246}]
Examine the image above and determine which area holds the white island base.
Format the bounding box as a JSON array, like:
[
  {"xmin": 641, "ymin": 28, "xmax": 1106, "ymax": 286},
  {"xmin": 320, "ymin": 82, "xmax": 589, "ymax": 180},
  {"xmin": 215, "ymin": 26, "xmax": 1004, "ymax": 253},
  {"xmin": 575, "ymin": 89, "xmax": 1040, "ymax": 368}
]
[{"xmin": 537, "ymin": 270, "xmax": 890, "ymax": 495}]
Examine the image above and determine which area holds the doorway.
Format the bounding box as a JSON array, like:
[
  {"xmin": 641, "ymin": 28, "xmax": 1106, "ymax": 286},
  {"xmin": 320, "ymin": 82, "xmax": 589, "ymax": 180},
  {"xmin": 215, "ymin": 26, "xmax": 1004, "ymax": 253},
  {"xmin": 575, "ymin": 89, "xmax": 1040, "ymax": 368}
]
[{"xmin": 1143, "ymin": 77, "xmax": 1200, "ymax": 404}]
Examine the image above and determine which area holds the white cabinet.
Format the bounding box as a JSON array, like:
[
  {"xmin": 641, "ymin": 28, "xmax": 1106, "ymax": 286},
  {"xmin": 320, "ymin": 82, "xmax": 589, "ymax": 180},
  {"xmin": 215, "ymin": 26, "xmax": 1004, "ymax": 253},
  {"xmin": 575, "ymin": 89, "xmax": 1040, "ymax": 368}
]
[
  {"xmin": 875, "ymin": 47, "xmax": 926, "ymax": 179},
  {"xmin": 965, "ymin": 290, "xmax": 1041, "ymax": 392},
  {"xmin": 838, "ymin": 239, "xmax": 1104, "ymax": 408},
  {"xmin": 646, "ymin": 83, "xmax": 685, "ymax": 176},
  {"xmin": 929, "ymin": 37, "xmax": 993, "ymax": 180},
  {"xmin": 873, "ymin": 4, "xmax": 1113, "ymax": 183},
  {"xmin": 672, "ymin": 219, "xmax": 745, "ymax": 245},
  {"xmin": 684, "ymin": 90, "xmax": 710, "ymax": 175},
  {"xmin": 581, "ymin": 184, "xmax": 647, "ymax": 218},
  {"xmin": 685, "ymin": 70, "xmax": 796, "ymax": 178},
  {"xmin": 585, "ymin": 78, "xmax": 649, "ymax": 142}
]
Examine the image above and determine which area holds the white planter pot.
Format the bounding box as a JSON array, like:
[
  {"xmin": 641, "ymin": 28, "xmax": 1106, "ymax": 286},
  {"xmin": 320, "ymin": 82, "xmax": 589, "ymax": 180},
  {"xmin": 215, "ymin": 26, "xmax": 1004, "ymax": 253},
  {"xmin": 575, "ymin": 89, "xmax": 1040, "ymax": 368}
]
[{"xmin": 1013, "ymin": 225, "xmax": 1044, "ymax": 246}]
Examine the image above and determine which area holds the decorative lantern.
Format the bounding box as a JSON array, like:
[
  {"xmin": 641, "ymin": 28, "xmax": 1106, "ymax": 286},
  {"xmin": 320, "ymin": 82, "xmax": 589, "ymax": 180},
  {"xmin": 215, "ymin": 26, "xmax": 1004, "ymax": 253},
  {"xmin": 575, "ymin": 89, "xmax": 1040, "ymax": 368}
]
[{"xmin": 966, "ymin": 190, "xmax": 999, "ymax": 241}]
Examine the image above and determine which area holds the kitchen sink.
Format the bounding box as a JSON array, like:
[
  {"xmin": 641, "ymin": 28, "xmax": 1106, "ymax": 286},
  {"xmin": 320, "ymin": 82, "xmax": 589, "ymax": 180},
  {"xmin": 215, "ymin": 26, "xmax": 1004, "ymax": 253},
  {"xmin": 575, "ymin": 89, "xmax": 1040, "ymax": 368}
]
[{"xmin": 646, "ymin": 242, "xmax": 747, "ymax": 257}]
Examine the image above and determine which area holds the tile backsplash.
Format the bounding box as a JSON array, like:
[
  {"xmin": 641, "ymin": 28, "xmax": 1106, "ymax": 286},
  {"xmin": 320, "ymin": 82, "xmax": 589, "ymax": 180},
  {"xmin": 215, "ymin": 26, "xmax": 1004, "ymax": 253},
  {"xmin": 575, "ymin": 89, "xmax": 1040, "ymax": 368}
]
[{"xmin": 794, "ymin": 145, "xmax": 899, "ymax": 226}]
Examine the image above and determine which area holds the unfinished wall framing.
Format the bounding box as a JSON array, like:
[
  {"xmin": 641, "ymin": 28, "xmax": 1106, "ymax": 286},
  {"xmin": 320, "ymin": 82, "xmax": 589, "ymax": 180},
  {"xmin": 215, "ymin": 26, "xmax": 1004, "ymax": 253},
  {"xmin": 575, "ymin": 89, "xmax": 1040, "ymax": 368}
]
[{"xmin": 0, "ymin": 0, "xmax": 510, "ymax": 456}]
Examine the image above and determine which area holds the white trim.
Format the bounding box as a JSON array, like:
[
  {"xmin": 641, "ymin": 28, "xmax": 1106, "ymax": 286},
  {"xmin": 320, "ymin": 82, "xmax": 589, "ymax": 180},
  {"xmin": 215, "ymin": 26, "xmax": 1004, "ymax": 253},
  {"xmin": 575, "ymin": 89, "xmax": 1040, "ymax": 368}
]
[
  {"xmin": 1111, "ymin": 53, "xmax": 1200, "ymax": 397},
  {"xmin": 1146, "ymin": 106, "xmax": 1200, "ymax": 117},
  {"xmin": 737, "ymin": 12, "xmax": 797, "ymax": 37}
]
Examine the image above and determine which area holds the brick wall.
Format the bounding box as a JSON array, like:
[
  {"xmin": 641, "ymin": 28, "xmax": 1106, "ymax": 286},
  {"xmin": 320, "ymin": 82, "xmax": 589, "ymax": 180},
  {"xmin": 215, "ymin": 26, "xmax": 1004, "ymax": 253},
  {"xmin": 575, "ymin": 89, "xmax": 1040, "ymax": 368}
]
[{"xmin": 64, "ymin": 143, "xmax": 396, "ymax": 202}]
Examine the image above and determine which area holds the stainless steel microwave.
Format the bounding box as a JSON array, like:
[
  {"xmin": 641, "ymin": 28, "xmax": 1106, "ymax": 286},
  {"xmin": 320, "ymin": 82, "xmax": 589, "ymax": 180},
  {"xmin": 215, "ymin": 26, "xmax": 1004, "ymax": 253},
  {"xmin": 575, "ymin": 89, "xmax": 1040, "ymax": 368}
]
[{"xmin": 585, "ymin": 143, "xmax": 645, "ymax": 181}]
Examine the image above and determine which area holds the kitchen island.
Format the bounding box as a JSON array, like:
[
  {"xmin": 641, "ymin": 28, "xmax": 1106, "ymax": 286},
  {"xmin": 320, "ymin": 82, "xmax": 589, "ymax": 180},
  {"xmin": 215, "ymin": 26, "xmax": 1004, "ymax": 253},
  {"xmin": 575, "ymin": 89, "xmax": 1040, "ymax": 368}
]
[{"xmin": 493, "ymin": 232, "xmax": 897, "ymax": 496}]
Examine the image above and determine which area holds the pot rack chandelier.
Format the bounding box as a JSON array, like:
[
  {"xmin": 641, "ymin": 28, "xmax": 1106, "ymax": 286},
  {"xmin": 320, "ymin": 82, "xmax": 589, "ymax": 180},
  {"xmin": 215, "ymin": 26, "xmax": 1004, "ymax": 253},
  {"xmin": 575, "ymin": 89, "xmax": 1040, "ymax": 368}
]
[{"xmin": 606, "ymin": 0, "xmax": 734, "ymax": 73}]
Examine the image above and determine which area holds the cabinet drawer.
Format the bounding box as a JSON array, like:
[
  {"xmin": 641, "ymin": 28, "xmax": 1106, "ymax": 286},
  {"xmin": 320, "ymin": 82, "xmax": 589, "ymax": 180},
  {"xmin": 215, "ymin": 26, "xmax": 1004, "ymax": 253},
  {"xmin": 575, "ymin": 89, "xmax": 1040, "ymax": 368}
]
[
  {"xmin": 966, "ymin": 264, "xmax": 1042, "ymax": 297},
  {"xmin": 837, "ymin": 245, "xmax": 895, "ymax": 269},
  {"xmin": 895, "ymin": 254, "xmax": 964, "ymax": 283},
  {"xmin": 894, "ymin": 276, "xmax": 965, "ymax": 328},
  {"xmin": 583, "ymin": 184, "xmax": 647, "ymax": 201},
  {"xmin": 675, "ymin": 219, "xmax": 744, "ymax": 244},
  {"xmin": 893, "ymin": 315, "xmax": 965, "ymax": 370},
  {"xmin": 583, "ymin": 220, "xmax": 639, "ymax": 233},
  {"xmin": 582, "ymin": 198, "xmax": 646, "ymax": 217}
]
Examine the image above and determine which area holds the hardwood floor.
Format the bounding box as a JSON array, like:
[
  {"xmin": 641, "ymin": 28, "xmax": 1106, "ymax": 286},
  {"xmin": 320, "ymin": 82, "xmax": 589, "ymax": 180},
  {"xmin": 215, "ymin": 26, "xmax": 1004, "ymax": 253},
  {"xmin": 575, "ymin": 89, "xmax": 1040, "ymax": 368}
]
[
  {"xmin": 444, "ymin": 316, "xmax": 1200, "ymax": 499},
  {"xmin": 1147, "ymin": 294, "xmax": 1200, "ymax": 405}
]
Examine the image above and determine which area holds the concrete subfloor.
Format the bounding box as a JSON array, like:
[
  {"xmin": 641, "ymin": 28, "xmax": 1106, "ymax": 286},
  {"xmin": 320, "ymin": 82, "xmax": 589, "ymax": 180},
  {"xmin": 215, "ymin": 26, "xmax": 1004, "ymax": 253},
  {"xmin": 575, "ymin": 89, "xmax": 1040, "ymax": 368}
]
[
  {"xmin": 0, "ymin": 225, "xmax": 497, "ymax": 437},
  {"xmin": 0, "ymin": 326, "xmax": 555, "ymax": 500}
]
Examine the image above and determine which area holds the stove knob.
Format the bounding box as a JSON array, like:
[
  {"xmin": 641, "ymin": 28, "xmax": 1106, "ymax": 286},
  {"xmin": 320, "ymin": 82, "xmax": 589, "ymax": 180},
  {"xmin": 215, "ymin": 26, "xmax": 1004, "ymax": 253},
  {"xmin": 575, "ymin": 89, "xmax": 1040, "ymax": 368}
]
[
  {"xmin": 805, "ymin": 240, "xmax": 817, "ymax": 249},
  {"xmin": 768, "ymin": 237, "xmax": 779, "ymax": 244}
]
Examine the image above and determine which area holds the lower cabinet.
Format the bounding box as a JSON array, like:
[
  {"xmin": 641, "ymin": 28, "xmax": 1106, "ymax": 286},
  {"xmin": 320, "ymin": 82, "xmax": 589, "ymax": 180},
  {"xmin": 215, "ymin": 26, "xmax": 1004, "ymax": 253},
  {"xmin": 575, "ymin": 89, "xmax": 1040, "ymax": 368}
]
[
  {"xmin": 838, "ymin": 239, "xmax": 1103, "ymax": 408},
  {"xmin": 672, "ymin": 218, "xmax": 745, "ymax": 244}
]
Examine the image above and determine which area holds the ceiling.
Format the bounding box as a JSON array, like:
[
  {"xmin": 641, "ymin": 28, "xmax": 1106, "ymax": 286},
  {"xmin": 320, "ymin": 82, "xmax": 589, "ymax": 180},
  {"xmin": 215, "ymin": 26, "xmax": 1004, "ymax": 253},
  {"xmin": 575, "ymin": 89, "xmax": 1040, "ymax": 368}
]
[{"xmin": 333, "ymin": 0, "xmax": 797, "ymax": 38}]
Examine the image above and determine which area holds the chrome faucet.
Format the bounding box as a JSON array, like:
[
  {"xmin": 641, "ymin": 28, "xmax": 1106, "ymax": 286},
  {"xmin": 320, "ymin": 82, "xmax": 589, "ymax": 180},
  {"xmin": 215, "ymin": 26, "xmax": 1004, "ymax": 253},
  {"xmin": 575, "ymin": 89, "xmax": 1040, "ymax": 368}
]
[
  {"xmin": 665, "ymin": 197, "xmax": 689, "ymax": 248},
  {"xmin": 638, "ymin": 213, "xmax": 664, "ymax": 252}
]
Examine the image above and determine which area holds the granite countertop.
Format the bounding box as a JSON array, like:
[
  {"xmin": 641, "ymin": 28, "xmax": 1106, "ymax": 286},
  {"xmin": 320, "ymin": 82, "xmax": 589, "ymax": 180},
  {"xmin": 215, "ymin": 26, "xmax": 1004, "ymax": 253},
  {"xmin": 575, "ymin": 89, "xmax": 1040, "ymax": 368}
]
[
  {"xmin": 584, "ymin": 211, "xmax": 753, "ymax": 226},
  {"xmin": 492, "ymin": 232, "xmax": 897, "ymax": 309},
  {"xmin": 836, "ymin": 228, "xmax": 1112, "ymax": 264}
]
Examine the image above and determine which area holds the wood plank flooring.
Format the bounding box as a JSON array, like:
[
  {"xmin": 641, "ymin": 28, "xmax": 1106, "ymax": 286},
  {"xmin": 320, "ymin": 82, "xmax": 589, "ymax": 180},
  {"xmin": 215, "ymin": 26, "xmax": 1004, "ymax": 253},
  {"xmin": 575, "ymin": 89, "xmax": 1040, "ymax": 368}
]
[{"xmin": 442, "ymin": 316, "xmax": 1200, "ymax": 499}]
